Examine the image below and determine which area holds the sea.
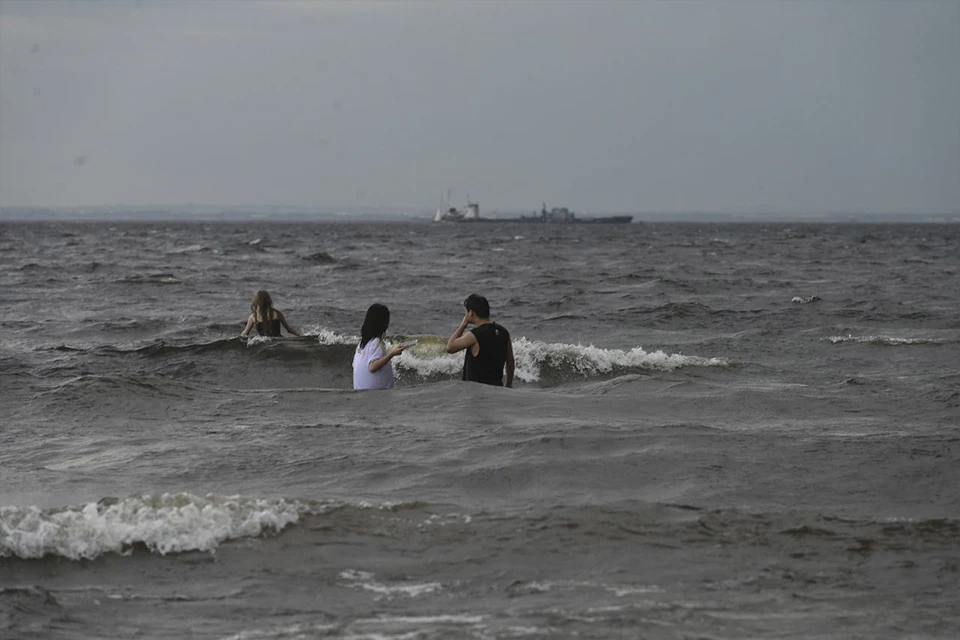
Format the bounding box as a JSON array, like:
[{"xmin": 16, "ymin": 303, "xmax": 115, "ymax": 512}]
[{"xmin": 1, "ymin": 220, "xmax": 958, "ymax": 639}]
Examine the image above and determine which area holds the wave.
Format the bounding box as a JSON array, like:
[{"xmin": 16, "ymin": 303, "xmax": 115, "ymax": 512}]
[
  {"xmin": 115, "ymin": 273, "xmax": 183, "ymax": 285},
  {"xmin": 309, "ymin": 327, "xmax": 359, "ymax": 346},
  {"xmin": 640, "ymin": 301, "xmax": 714, "ymax": 320},
  {"xmin": 339, "ymin": 569, "xmax": 443, "ymax": 598},
  {"xmin": 31, "ymin": 373, "xmax": 213, "ymax": 406},
  {"xmin": 0, "ymin": 495, "xmax": 444, "ymax": 561},
  {"xmin": 5, "ymin": 495, "xmax": 957, "ymax": 562},
  {"xmin": 0, "ymin": 493, "xmax": 310, "ymax": 560},
  {"xmin": 166, "ymin": 243, "xmax": 212, "ymax": 255},
  {"xmin": 50, "ymin": 334, "xmax": 330, "ymax": 359},
  {"xmin": 127, "ymin": 337, "xmax": 246, "ymax": 357},
  {"xmin": 825, "ymin": 334, "xmax": 953, "ymax": 346},
  {"xmin": 608, "ymin": 302, "xmax": 777, "ymax": 328},
  {"xmin": 829, "ymin": 305, "xmax": 937, "ymax": 323},
  {"xmin": 301, "ymin": 251, "xmax": 337, "ymax": 264},
  {"xmin": 37, "ymin": 329, "xmax": 729, "ymax": 385},
  {"xmin": 396, "ymin": 336, "xmax": 730, "ymax": 383}
]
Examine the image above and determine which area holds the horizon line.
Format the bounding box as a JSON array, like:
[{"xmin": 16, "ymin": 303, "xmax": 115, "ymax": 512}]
[{"xmin": 2, "ymin": 204, "xmax": 959, "ymax": 217}]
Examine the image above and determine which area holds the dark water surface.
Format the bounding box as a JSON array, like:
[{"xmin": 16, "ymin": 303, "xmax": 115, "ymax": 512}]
[{"xmin": 2, "ymin": 221, "xmax": 958, "ymax": 639}]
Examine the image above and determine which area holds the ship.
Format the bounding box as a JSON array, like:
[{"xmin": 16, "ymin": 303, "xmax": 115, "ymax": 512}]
[
  {"xmin": 520, "ymin": 203, "xmax": 633, "ymax": 224},
  {"xmin": 434, "ymin": 190, "xmax": 485, "ymax": 222},
  {"xmin": 432, "ymin": 195, "xmax": 633, "ymax": 224},
  {"xmin": 434, "ymin": 201, "xmax": 481, "ymax": 222}
]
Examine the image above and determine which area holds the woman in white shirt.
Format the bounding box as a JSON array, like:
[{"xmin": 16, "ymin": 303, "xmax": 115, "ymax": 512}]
[{"xmin": 353, "ymin": 303, "xmax": 406, "ymax": 389}]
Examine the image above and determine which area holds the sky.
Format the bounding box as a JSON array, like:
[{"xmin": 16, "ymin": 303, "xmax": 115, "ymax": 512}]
[{"xmin": 1, "ymin": 0, "xmax": 958, "ymax": 215}]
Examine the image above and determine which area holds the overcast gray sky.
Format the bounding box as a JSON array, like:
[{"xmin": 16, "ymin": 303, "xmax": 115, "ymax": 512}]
[{"xmin": 1, "ymin": 0, "xmax": 958, "ymax": 214}]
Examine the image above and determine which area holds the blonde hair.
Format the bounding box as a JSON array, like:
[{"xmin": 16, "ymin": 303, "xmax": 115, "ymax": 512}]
[{"xmin": 251, "ymin": 289, "xmax": 275, "ymax": 322}]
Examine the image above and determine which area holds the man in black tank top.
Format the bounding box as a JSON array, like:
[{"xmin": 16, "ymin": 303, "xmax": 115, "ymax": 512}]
[{"xmin": 445, "ymin": 294, "xmax": 515, "ymax": 387}]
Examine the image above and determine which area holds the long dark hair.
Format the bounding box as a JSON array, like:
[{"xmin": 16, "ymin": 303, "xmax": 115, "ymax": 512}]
[
  {"xmin": 359, "ymin": 303, "xmax": 390, "ymax": 349},
  {"xmin": 251, "ymin": 289, "xmax": 275, "ymax": 323}
]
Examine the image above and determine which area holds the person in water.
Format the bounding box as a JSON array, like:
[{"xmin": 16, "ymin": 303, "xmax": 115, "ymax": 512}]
[
  {"xmin": 446, "ymin": 293, "xmax": 515, "ymax": 388},
  {"xmin": 240, "ymin": 290, "xmax": 300, "ymax": 337},
  {"xmin": 353, "ymin": 303, "xmax": 407, "ymax": 390}
]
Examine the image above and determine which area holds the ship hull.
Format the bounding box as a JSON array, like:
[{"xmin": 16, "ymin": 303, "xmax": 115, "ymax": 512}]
[
  {"xmin": 579, "ymin": 216, "xmax": 634, "ymax": 224},
  {"xmin": 516, "ymin": 215, "xmax": 634, "ymax": 224}
]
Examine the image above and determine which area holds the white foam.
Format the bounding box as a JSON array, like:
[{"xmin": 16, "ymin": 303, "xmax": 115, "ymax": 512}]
[
  {"xmin": 246, "ymin": 325, "xmax": 358, "ymax": 346},
  {"xmin": 364, "ymin": 614, "xmax": 483, "ymax": 625},
  {"xmin": 340, "ymin": 569, "xmax": 375, "ymax": 581},
  {"xmin": 518, "ymin": 579, "xmax": 663, "ymax": 598},
  {"xmin": 826, "ymin": 334, "xmax": 937, "ymax": 346},
  {"xmin": 0, "ymin": 493, "xmax": 308, "ymax": 560},
  {"xmin": 501, "ymin": 626, "xmax": 551, "ymax": 637},
  {"xmin": 395, "ymin": 335, "xmax": 727, "ymax": 382},
  {"xmin": 170, "ymin": 244, "xmax": 205, "ymax": 254},
  {"xmin": 359, "ymin": 582, "xmax": 442, "ymax": 597},
  {"xmin": 419, "ymin": 513, "xmax": 472, "ymax": 527},
  {"xmin": 607, "ymin": 585, "xmax": 665, "ymax": 597},
  {"xmin": 340, "ymin": 568, "xmax": 442, "ymax": 598},
  {"xmin": 219, "ymin": 623, "xmax": 339, "ymax": 640},
  {"xmin": 309, "ymin": 327, "xmax": 358, "ymax": 345},
  {"xmin": 395, "ymin": 352, "xmax": 461, "ymax": 378},
  {"xmin": 513, "ymin": 337, "xmax": 729, "ymax": 381}
]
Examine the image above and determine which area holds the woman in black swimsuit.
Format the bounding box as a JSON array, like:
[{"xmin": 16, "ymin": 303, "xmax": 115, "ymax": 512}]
[{"xmin": 240, "ymin": 290, "xmax": 301, "ymax": 337}]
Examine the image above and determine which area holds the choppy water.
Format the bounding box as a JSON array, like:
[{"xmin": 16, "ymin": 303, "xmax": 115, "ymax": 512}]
[{"xmin": 1, "ymin": 221, "xmax": 958, "ymax": 639}]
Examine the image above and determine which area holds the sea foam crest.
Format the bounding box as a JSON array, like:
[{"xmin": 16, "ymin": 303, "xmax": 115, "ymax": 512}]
[
  {"xmin": 307, "ymin": 326, "xmax": 358, "ymax": 346},
  {"xmin": 0, "ymin": 493, "xmax": 308, "ymax": 560},
  {"xmin": 396, "ymin": 336, "xmax": 728, "ymax": 382},
  {"xmin": 511, "ymin": 337, "xmax": 728, "ymax": 381},
  {"xmin": 826, "ymin": 334, "xmax": 940, "ymax": 346},
  {"xmin": 245, "ymin": 327, "xmax": 358, "ymax": 347}
]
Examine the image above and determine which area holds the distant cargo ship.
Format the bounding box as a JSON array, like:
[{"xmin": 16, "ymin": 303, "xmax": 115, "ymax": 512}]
[
  {"xmin": 434, "ymin": 190, "xmax": 485, "ymax": 222},
  {"xmin": 520, "ymin": 204, "xmax": 633, "ymax": 224},
  {"xmin": 432, "ymin": 195, "xmax": 633, "ymax": 224},
  {"xmin": 434, "ymin": 201, "xmax": 481, "ymax": 222}
]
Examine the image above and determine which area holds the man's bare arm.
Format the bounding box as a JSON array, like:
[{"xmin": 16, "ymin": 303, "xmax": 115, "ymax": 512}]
[{"xmin": 446, "ymin": 314, "xmax": 477, "ymax": 353}]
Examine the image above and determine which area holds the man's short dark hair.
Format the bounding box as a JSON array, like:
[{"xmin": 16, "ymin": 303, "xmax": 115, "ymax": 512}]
[{"xmin": 463, "ymin": 293, "xmax": 490, "ymax": 318}]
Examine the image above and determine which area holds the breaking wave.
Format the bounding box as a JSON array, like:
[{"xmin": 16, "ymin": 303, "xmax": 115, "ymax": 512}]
[
  {"xmin": 825, "ymin": 334, "xmax": 951, "ymax": 346},
  {"xmin": 37, "ymin": 328, "xmax": 730, "ymax": 386},
  {"xmin": 309, "ymin": 326, "xmax": 359, "ymax": 346},
  {"xmin": 396, "ymin": 336, "xmax": 729, "ymax": 383},
  {"xmin": 0, "ymin": 493, "xmax": 309, "ymax": 560}
]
